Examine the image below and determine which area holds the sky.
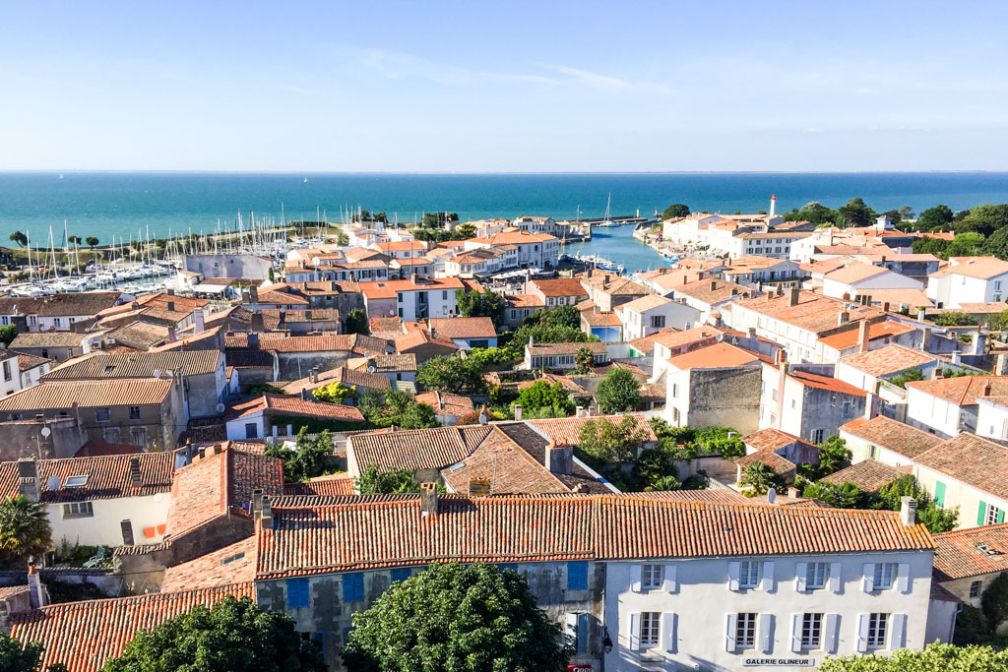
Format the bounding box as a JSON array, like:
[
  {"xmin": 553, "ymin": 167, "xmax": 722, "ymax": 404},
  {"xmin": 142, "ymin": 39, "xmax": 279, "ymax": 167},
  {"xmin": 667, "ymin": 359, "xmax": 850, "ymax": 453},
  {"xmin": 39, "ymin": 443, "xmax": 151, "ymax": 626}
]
[{"xmin": 0, "ymin": 0, "xmax": 1006, "ymax": 172}]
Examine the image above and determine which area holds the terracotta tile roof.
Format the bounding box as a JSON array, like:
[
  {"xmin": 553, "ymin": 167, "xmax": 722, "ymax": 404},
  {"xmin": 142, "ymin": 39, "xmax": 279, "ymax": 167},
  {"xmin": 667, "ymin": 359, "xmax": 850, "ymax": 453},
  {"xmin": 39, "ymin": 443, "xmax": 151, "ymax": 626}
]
[
  {"xmin": 369, "ymin": 316, "xmax": 404, "ymax": 338},
  {"xmin": 506, "ymin": 293, "xmax": 545, "ymax": 309},
  {"xmin": 906, "ymin": 375, "xmax": 1008, "ymax": 407},
  {"xmin": 915, "ymin": 433, "xmax": 1008, "ymax": 500},
  {"xmin": 429, "ymin": 316, "xmax": 497, "ymax": 340},
  {"xmin": 820, "ymin": 460, "xmax": 908, "ymax": 492},
  {"xmin": 415, "ymin": 391, "xmax": 475, "ymax": 418},
  {"xmin": 931, "ymin": 256, "xmax": 1008, "ymax": 280},
  {"xmin": 349, "ymin": 426, "xmax": 474, "ymax": 472},
  {"xmin": 581, "ymin": 310, "xmax": 622, "ymax": 327},
  {"xmin": 161, "ymin": 537, "xmax": 257, "ymax": 593},
  {"xmin": 840, "ymin": 415, "xmax": 943, "ymax": 459},
  {"xmin": 529, "ymin": 278, "xmax": 588, "ymax": 298},
  {"xmin": 933, "ymin": 523, "xmax": 1008, "ymax": 581},
  {"xmin": 255, "ymin": 494, "xmax": 933, "ymax": 579},
  {"xmin": 226, "ymin": 394, "xmax": 365, "ymax": 423},
  {"xmin": 787, "ymin": 369, "xmax": 867, "ymax": 397},
  {"xmin": 440, "ymin": 426, "xmax": 570, "ymax": 495},
  {"xmin": 0, "ymin": 379, "xmax": 173, "ymax": 413},
  {"xmin": 394, "ymin": 329, "xmax": 457, "ymax": 354},
  {"xmin": 527, "ymin": 342, "xmax": 607, "ymax": 356},
  {"xmin": 956, "ymin": 302, "xmax": 1008, "ymax": 314},
  {"xmin": 824, "ymin": 262, "xmax": 888, "ymax": 284},
  {"xmin": 166, "ymin": 445, "xmax": 284, "ymax": 535},
  {"xmin": 817, "ymin": 320, "xmax": 916, "ymax": 349},
  {"xmin": 723, "ymin": 255, "xmax": 793, "ymax": 271},
  {"xmin": 650, "ymin": 325, "xmax": 723, "ymax": 351},
  {"xmin": 469, "ymin": 230, "xmax": 557, "ymax": 245},
  {"xmin": 284, "ymin": 474, "xmax": 356, "ymax": 496},
  {"xmin": 279, "ymin": 366, "xmax": 391, "ymax": 395},
  {"xmin": 734, "ymin": 291, "xmax": 884, "ymax": 335},
  {"xmin": 528, "ymin": 414, "xmax": 656, "ymax": 447},
  {"xmin": 581, "ymin": 274, "xmax": 649, "ymax": 297},
  {"xmin": 224, "ymin": 332, "xmax": 390, "ymax": 355},
  {"xmin": 667, "ymin": 342, "xmax": 759, "ymax": 371},
  {"xmin": 0, "ymin": 292, "xmax": 121, "ymax": 318},
  {"xmin": 0, "ymin": 452, "xmax": 174, "ymax": 503},
  {"xmin": 629, "ymin": 489, "xmax": 748, "ymax": 503},
  {"xmin": 9, "ymin": 583, "xmax": 254, "ymax": 672},
  {"xmin": 840, "ymin": 344, "xmax": 935, "ymax": 378},
  {"xmin": 42, "ymin": 350, "xmax": 221, "ymax": 380},
  {"xmin": 15, "ymin": 352, "xmax": 52, "ymax": 372},
  {"xmin": 743, "ymin": 428, "xmax": 810, "ymax": 453},
  {"xmin": 358, "ymin": 277, "xmax": 463, "ymax": 300},
  {"xmin": 673, "ymin": 278, "xmax": 751, "ymax": 305},
  {"xmin": 619, "ymin": 294, "xmax": 672, "ymax": 313},
  {"xmin": 350, "ymin": 352, "xmax": 417, "ymax": 373},
  {"xmin": 9, "ymin": 332, "xmax": 95, "ymax": 349},
  {"xmin": 736, "ymin": 450, "xmax": 796, "ymax": 475},
  {"xmin": 856, "ymin": 288, "xmax": 932, "ymax": 309}
]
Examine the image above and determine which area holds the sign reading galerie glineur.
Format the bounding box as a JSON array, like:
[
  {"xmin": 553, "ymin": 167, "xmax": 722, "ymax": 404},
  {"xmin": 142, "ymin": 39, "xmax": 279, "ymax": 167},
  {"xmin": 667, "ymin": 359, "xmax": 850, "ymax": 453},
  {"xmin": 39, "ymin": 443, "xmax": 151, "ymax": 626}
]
[{"xmin": 743, "ymin": 658, "xmax": 815, "ymax": 667}]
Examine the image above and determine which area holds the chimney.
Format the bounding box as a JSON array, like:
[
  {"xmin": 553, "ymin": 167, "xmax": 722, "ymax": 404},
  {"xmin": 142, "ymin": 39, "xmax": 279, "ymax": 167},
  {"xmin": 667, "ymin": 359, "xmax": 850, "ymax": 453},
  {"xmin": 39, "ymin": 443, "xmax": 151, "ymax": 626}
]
[
  {"xmin": 788, "ymin": 287, "xmax": 799, "ymax": 306},
  {"xmin": 882, "ymin": 302, "xmax": 890, "ymax": 313},
  {"xmin": 251, "ymin": 488, "xmax": 264, "ymax": 518},
  {"xmin": 545, "ymin": 442, "xmax": 573, "ymax": 476},
  {"xmin": 167, "ymin": 326, "xmax": 177, "ymax": 343},
  {"xmin": 951, "ymin": 351, "xmax": 961, "ymax": 365},
  {"xmin": 858, "ymin": 319, "xmax": 871, "ymax": 353},
  {"xmin": 864, "ymin": 390, "xmax": 876, "ymax": 421},
  {"xmin": 16, "ymin": 459, "xmax": 38, "ymax": 502},
  {"xmin": 247, "ymin": 332, "xmax": 260, "ymax": 349},
  {"xmin": 513, "ymin": 404, "xmax": 523, "ymax": 421},
  {"xmin": 309, "ymin": 367, "xmax": 318, "ymax": 384},
  {"xmin": 916, "ymin": 307, "xmax": 926, "ymax": 321},
  {"xmin": 166, "ymin": 300, "xmax": 175, "ymax": 313},
  {"xmin": 194, "ymin": 308, "xmax": 206, "ymax": 334},
  {"xmin": 167, "ymin": 288, "xmax": 175, "ymax": 296},
  {"xmin": 419, "ymin": 482, "xmax": 439, "ymax": 517},
  {"xmin": 129, "ymin": 457, "xmax": 142, "ymax": 488},
  {"xmin": 249, "ymin": 285, "xmax": 259, "ymax": 307},
  {"xmin": 786, "ymin": 486, "xmax": 800, "ymax": 499},
  {"xmin": 899, "ymin": 496, "xmax": 918, "ymax": 526},
  {"xmin": 250, "ymin": 312, "xmax": 265, "ymax": 332},
  {"xmin": 478, "ymin": 405, "xmax": 489, "ymax": 424},
  {"xmin": 26, "ymin": 559, "xmax": 46, "ymax": 609},
  {"xmin": 709, "ymin": 280, "xmax": 717, "ymax": 291},
  {"xmin": 837, "ymin": 311, "xmax": 850, "ymax": 327},
  {"xmin": 983, "ymin": 381, "xmax": 993, "ymax": 397}
]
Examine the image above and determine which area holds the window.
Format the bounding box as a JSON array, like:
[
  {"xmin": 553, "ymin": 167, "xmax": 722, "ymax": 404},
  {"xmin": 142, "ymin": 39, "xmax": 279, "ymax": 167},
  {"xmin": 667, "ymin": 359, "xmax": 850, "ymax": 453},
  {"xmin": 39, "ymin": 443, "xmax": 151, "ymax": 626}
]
[
  {"xmin": 62, "ymin": 501, "xmax": 94, "ymax": 518},
  {"xmin": 736, "ymin": 613, "xmax": 757, "ymax": 649},
  {"xmin": 739, "ymin": 561, "xmax": 760, "ymax": 588},
  {"xmin": 390, "ymin": 567, "xmax": 412, "ymax": 583},
  {"xmin": 969, "ymin": 580, "xmax": 983, "ymax": 598},
  {"xmin": 342, "ymin": 573, "xmax": 364, "ymax": 602},
  {"xmin": 811, "ymin": 428, "xmax": 825, "ymax": 444},
  {"xmin": 129, "ymin": 406, "xmax": 141, "ymax": 420},
  {"xmin": 2, "ymin": 360, "xmax": 10, "ymax": 382},
  {"xmin": 650, "ymin": 315, "xmax": 666, "ymax": 329},
  {"xmin": 986, "ymin": 504, "xmax": 1004, "ymax": 526},
  {"xmin": 801, "ymin": 613, "xmax": 823, "ymax": 650},
  {"xmin": 567, "ymin": 561, "xmax": 588, "ymax": 590},
  {"xmin": 867, "ymin": 613, "xmax": 888, "ymax": 649},
  {"xmin": 442, "ymin": 290, "xmax": 448, "ymax": 300},
  {"xmin": 244, "ymin": 422, "xmax": 258, "ymax": 439},
  {"xmin": 842, "ymin": 402, "xmax": 852, "ymax": 418},
  {"xmin": 641, "ymin": 563, "xmax": 664, "ymax": 590},
  {"xmin": 130, "ymin": 427, "xmax": 148, "ymax": 446},
  {"xmin": 287, "ymin": 578, "xmax": 310, "ymax": 608},
  {"xmin": 806, "ymin": 562, "xmax": 829, "ymax": 590},
  {"xmin": 95, "ymin": 407, "xmax": 111, "ymax": 423},
  {"xmin": 873, "ymin": 563, "xmax": 896, "ymax": 591},
  {"xmin": 639, "ymin": 612, "xmax": 660, "ymax": 648}
]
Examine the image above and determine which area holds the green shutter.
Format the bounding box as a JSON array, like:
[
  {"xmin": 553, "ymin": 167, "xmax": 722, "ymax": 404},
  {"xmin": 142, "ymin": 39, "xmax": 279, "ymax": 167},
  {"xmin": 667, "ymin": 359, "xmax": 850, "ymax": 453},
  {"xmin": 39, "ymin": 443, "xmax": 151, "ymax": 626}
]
[
  {"xmin": 978, "ymin": 501, "xmax": 988, "ymax": 526},
  {"xmin": 934, "ymin": 481, "xmax": 946, "ymax": 508},
  {"xmin": 998, "ymin": 509, "xmax": 1006, "ymax": 524}
]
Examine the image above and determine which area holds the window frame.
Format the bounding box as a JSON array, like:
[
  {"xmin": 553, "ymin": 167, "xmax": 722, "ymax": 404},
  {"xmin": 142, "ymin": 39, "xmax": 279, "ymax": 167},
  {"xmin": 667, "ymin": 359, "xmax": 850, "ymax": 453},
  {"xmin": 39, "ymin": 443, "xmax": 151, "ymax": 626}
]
[
  {"xmin": 739, "ymin": 560, "xmax": 760, "ymax": 589},
  {"xmin": 806, "ymin": 562, "xmax": 829, "ymax": 590},
  {"xmin": 867, "ymin": 613, "xmax": 889, "ymax": 649},
  {"xmin": 801, "ymin": 612, "xmax": 823, "ymax": 650},
  {"xmin": 62, "ymin": 501, "xmax": 94, "ymax": 519},
  {"xmin": 639, "ymin": 611, "xmax": 660, "ymax": 648},
  {"xmin": 873, "ymin": 563, "xmax": 896, "ymax": 591},
  {"xmin": 641, "ymin": 563, "xmax": 664, "ymax": 590},
  {"xmin": 736, "ymin": 612, "xmax": 757, "ymax": 650}
]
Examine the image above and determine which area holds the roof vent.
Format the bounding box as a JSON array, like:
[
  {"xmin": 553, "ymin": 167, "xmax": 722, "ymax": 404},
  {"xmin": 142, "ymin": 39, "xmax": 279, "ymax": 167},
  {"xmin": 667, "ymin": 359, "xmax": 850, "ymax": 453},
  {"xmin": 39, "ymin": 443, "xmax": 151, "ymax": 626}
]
[{"xmin": 977, "ymin": 543, "xmax": 1004, "ymax": 557}]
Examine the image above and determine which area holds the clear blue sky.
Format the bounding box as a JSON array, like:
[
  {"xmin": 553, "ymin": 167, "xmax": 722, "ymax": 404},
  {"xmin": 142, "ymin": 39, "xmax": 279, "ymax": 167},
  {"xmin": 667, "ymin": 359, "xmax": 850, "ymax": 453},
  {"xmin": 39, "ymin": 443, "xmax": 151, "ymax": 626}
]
[{"xmin": 1, "ymin": 0, "xmax": 1006, "ymax": 172}]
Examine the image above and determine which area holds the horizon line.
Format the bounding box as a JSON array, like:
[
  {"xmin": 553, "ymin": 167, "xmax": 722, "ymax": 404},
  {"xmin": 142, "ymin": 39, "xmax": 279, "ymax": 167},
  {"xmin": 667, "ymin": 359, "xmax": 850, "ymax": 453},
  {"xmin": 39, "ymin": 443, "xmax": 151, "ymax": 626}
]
[{"xmin": 1, "ymin": 169, "xmax": 1008, "ymax": 176}]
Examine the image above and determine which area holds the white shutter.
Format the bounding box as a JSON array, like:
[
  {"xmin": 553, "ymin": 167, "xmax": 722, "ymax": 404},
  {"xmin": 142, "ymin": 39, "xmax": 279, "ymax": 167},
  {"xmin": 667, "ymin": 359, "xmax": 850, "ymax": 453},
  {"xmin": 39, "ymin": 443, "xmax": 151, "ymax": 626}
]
[
  {"xmin": 662, "ymin": 612, "xmax": 678, "ymax": 653},
  {"xmin": 762, "ymin": 561, "xmax": 776, "ymax": 592},
  {"xmin": 830, "ymin": 562, "xmax": 843, "ymax": 594},
  {"xmin": 790, "ymin": 613, "xmax": 803, "ymax": 653},
  {"xmin": 795, "ymin": 562, "xmax": 808, "ymax": 593},
  {"xmin": 663, "ymin": 564, "xmax": 678, "ymax": 593},
  {"xmin": 758, "ymin": 613, "xmax": 774, "ymax": 654},
  {"xmin": 629, "ymin": 612, "xmax": 641, "ymax": 652},
  {"xmin": 891, "ymin": 613, "xmax": 907, "ymax": 649},
  {"xmin": 862, "ymin": 563, "xmax": 875, "ymax": 593},
  {"xmin": 630, "ymin": 564, "xmax": 643, "ymax": 593},
  {"xmin": 728, "ymin": 561, "xmax": 741, "ymax": 591},
  {"xmin": 897, "ymin": 563, "xmax": 911, "ymax": 594},
  {"xmin": 725, "ymin": 613, "xmax": 738, "ymax": 652},
  {"xmin": 824, "ymin": 614, "xmax": 840, "ymax": 654},
  {"xmin": 856, "ymin": 613, "xmax": 870, "ymax": 653},
  {"xmin": 564, "ymin": 612, "xmax": 579, "ymax": 650}
]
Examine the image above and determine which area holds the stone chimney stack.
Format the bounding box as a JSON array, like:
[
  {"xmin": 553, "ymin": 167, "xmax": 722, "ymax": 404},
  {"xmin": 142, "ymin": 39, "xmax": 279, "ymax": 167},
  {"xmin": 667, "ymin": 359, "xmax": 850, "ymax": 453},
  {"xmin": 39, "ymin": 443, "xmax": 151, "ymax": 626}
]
[
  {"xmin": 858, "ymin": 319, "xmax": 871, "ymax": 353},
  {"xmin": 513, "ymin": 404, "xmax": 522, "ymax": 422},
  {"xmin": 420, "ymin": 482, "xmax": 439, "ymax": 517},
  {"xmin": 259, "ymin": 495, "xmax": 273, "ymax": 529},
  {"xmin": 788, "ymin": 287, "xmax": 799, "ymax": 307},
  {"xmin": 545, "ymin": 442, "xmax": 573, "ymax": 476},
  {"xmin": 837, "ymin": 311, "xmax": 850, "ymax": 326},
  {"xmin": 26, "ymin": 559, "xmax": 46, "ymax": 609},
  {"xmin": 17, "ymin": 460, "xmax": 38, "ymax": 502},
  {"xmin": 194, "ymin": 308, "xmax": 206, "ymax": 334},
  {"xmin": 129, "ymin": 457, "xmax": 142, "ymax": 489},
  {"xmin": 899, "ymin": 496, "xmax": 918, "ymax": 526}
]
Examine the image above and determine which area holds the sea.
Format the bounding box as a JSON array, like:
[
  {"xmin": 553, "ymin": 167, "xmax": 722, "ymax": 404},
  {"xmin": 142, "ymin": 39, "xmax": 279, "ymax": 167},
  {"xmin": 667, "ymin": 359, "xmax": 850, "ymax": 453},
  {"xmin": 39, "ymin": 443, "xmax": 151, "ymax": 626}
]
[{"xmin": 2, "ymin": 171, "xmax": 1007, "ymax": 273}]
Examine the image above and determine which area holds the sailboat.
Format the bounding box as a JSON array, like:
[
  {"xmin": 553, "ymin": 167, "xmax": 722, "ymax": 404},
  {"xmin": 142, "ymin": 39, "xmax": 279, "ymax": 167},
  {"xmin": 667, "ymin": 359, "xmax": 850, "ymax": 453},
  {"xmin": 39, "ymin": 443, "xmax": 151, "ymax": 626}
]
[{"xmin": 598, "ymin": 193, "xmax": 615, "ymax": 227}]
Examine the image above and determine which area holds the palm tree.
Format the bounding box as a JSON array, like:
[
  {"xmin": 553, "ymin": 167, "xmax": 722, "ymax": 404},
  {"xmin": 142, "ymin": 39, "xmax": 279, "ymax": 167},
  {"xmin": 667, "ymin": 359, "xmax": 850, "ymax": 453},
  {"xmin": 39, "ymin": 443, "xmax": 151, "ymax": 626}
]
[
  {"xmin": 0, "ymin": 496, "xmax": 52, "ymax": 566},
  {"xmin": 8, "ymin": 231, "xmax": 27, "ymax": 248},
  {"xmin": 85, "ymin": 236, "xmax": 99, "ymax": 249},
  {"xmin": 68, "ymin": 235, "xmax": 82, "ymax": 246}
]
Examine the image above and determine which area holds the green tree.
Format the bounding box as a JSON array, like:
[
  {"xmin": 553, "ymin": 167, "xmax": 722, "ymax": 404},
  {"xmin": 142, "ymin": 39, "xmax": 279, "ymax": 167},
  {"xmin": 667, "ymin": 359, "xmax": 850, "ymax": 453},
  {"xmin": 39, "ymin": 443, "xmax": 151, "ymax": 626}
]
[
  {"xmin": 644, "ymin": 475, "xmax": 682, "ymax": 492},
  {"xmin": 539, "ymin": 305, "xmax": 580, "ymax": 330},
  {"xmin": 399, "ymin": 401, "xmax": 440, "ymax": 429},
  {"xmin": 981, "ymin": 572, "xmax": 1008, "ymax": 631},
  {"xmin": 958, "ymin": 203, "xmax": 1008, "ymax": 237},
  {"xmin": 513, "ymin": 380, "xmax": 575, "ymax": 419},
  {"xmin": 916, "ymin": 204, "xmax": 955, "ymax": 231},
  {"xmin": 815, "ymin": 435, "xmax": 851, "ymax": 478},
  {"xmin": 264, "ymin": 428, "xmax": 336, "ymax": 483},
  {"xmin": 101, "ymin": 596, "xmax": 325, "ymax": 672},
  {"xmin": 456, "ymin": 289, "xmax": 505, "ymax": 325},
  {"xmin": 982, "ymin": 226, "xmax": 1008, "ymax": 260},
  {"xmin": 662, "ymin": 203, "xmax": 690, "ymax": 219},
  {"xmin": 837, "ymin": 197, "xmax": 877, "ymax": 228},
  {"xmin": 692, "ymin": 426, "xmax": 745, "ymax": 459},
  {"xmin": 8, "ymin": 231, "xmax": 27, "ymax": 248},
  {"xmin": 420, "ymin": 212, "xmax": 459, "ymax": 228},
  {"xmin": 991, "ymin": 309, "xmax": 1008, "ymax": 333},
  {"xmin": 345, "ymin": 308, "xmax": 370, "ymax": 335},
  {"xmin": 0, "ymin": 632, "xmax": 45, "ymax": 672},
  {"xmin": 889, "ymin": 367, "xmax": 925, "ymax": 389},
  {"xmin": 85, "ymin": 236, "xmax": 99, "ymax": 248},
  {"xmin": 311, "ymin": 381, "xmax": 355, "ymax": 404},
  {"xmin": 577, "ymin": 416, "xmax": 648, "ymax": 464},
  {"xmin": 739, "ymin": 462, "xmax": 784, "ymax": 496},
  {"xmin": 800, "ymin": 481, "xmax": 862, "ymax": 508},
  {"xmin": 452, "ymin": 223, "xmax": 477, "ymax": 239},
  {"xmin": 67, "ymin": 235, "xmax": 82, "ymax": 246},
  {"xmin": 417, "ymin": 355, "xmax": 485, "ymax": 394},
  {"xmin": 573, "ymin": 346, "xmax": 594, "ymax": 373},
  {"xmin": 819, "ymin": 642, "xmax": 1008, "ymax": 671},
  {"xmin": 343, "ymin": 563, "xmax": 568, "ymax": 672},
  {"xmin": 932, "ymin": 311, "xmax": 977, "ymax": 326},
  {"xmin": 784, "ymin": 202, "xmax": 837, "ymax": 226},
  {"xmin": 0, "ymin": 496, "xmax": 52, "ymax": 567},
  {"xmin": 0, "ymin": 325, "xmax": 16, "ymax": 347},
  {"xmin": 355, "ymin": 465, "xmax": 418, "ymax": 494},
  {"xmin": 595, "ymin": 368, "xmax": 640, "ymax": 414},
  {"xmin": 358, "ymin": 389, "xmax": 439, "ymax": 429}
]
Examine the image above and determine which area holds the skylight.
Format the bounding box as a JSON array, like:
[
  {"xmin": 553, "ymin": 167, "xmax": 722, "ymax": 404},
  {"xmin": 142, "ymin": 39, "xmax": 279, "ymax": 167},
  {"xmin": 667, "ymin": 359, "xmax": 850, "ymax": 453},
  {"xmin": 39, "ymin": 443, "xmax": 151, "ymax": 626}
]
[{"xmin": 64, "ymin": 475, "xmax": 89, "ymax": 488}]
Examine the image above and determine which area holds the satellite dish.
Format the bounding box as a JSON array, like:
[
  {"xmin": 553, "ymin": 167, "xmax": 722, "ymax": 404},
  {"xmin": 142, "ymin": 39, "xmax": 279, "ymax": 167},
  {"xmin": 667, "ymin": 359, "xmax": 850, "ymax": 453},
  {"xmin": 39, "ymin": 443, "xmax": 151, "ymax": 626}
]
[
  {"xmin": 46, "ymin": 476, "xmax": 61, "ymax": 491},
  {"xmin": 766, "ymin": 489, "xmax": 777, "ymax": 504},
  {"xmin": 153, "ymin": 369, "xmax": 162, "ymax": 379},
  {"xmin": 40, "ymin": 427, "xmax": 51, "ymax": 438},
  {"xmin": 367, "ymin": 365, "xmax": 377, "ymax": 373},
  {"xmin": 215, "ymin": 403, "xmax": 226, "ymax": 413}
]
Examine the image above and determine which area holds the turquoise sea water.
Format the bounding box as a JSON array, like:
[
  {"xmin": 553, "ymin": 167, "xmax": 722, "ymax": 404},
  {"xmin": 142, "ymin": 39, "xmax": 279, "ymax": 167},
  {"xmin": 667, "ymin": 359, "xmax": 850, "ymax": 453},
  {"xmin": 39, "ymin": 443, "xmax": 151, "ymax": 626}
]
[{"xmin": 1, "ymin": 172, "xmax": 1007, "ymax": 271}]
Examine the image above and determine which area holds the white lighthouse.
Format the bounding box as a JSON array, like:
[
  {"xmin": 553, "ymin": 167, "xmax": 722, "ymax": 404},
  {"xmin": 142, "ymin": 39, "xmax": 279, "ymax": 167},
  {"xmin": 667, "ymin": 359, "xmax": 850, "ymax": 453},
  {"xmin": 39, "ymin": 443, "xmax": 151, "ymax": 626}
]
[{"xmin": 769, "ymin": 194, "xmax": 777, "ymax": 218}]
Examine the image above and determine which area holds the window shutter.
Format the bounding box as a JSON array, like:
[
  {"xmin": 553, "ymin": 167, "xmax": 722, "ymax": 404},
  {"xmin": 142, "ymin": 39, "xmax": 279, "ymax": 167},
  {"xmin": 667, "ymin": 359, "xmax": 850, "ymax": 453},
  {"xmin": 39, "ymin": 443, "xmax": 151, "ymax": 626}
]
[
  {"xmin": 762, "ymin": 561, "xmax": 776, "ymax": 592},
  {"xmin": 565, "ymin": 612, "xmax": 579, "ymax": 651},
  {"xmin": 862, "ymin": 563, "xmax": 875, "ymax": 593},
  {"xmin": 790, "ymin": 613, "xmax": 803, "ymax": 653},
  {"xmin": 897, "ymin": 563, "xmax": 911, "ymax": 594},
  {"xmin": 629, "ymin": 612, "xmax": 641, "ymax": 652},
  {"xmin": 933, "ymin": 481, "xmax": 946, "ymax": 507},
  {"xmin": 728, "ymin": 561, "xmax": 741, "ymax": 591},
  {"xmin": 630, "ymin": 565, "xmax": 643, "ymax": 593},
  {"xmin": 891, "ymin": 613, "xmax": 907, "ymax": 649},
  {"xmin": 662, "ymin": 612, "xmax": 678, "ymax": 653},
  {"xmin": 999, "ymin": 510, "xmax": 1006, "ymax": 524},
  {"xmin": 795, "ymin": 563, "xmax": 808, "ymax": 593},
  {"xmin": 663, "ymin": 564, "xmax": 678, "ymax": 593},
  {"xmin": 577, "ymin": 613, "xmax": 591, "ymax": 656},
  {"xmin": 758, "ymin": 613, "xmax": 774, "ymax": 654},
  {"xmin": 830, "ymin": 562, "xmax": 843, "ymax": 594},
  {"xmin": 978, "ymin": 500, "xmax": 988, "ymax": 526},
  {"xmin": 724, "ymin": 613, "xmax": 737, "ymax": 652},
  {"xmin": 824, "ymin": 614, "xmax": 840, "ymax": 654},
  {"xmin": 856, "ymin": 613, "xmax": 870, "ymax": 653}
]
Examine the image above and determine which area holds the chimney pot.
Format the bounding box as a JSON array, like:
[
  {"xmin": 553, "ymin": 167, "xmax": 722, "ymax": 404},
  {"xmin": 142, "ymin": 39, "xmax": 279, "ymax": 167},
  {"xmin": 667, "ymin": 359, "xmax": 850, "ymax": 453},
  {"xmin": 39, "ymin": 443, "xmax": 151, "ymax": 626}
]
[
  {"xmin": 899, "ymin": 496, "xmax": 918, "ymax": 526},
  {"xmin": 788, "ymin": 287, "xmax": 799, "ymax": 307},
  {"xmin": 420, "ymin": 481, "xmax": 439, "ymax": 517},
  {"xmin": 513, "ymin": 404, "xmax": 523, "ymax": 421},
  {"xmin": 129, "ymin": 457, "xmax": 142, "ymax": 488}
]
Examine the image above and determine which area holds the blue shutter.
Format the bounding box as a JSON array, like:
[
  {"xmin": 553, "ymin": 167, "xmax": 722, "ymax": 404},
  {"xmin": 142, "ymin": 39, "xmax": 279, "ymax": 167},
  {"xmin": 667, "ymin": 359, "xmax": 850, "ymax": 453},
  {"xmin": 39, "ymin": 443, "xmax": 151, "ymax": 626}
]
[
  {"xmin": 577, "ymin": 613, "xmax": 590, "ymax": 655},
  {"xmin": 567, "ymin": 561, "xmax": 589, "ymax": 591},
  {"xmin": 390, "ymin": 567, "xmax": 412, "ymax": 583},
  {"xmin": 286, "ymin": 578, "xmax": 310, "ymax": 609},
  {"xmin": 342, "ymin": 573, "xmax": 365, "ymax": 602}
]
